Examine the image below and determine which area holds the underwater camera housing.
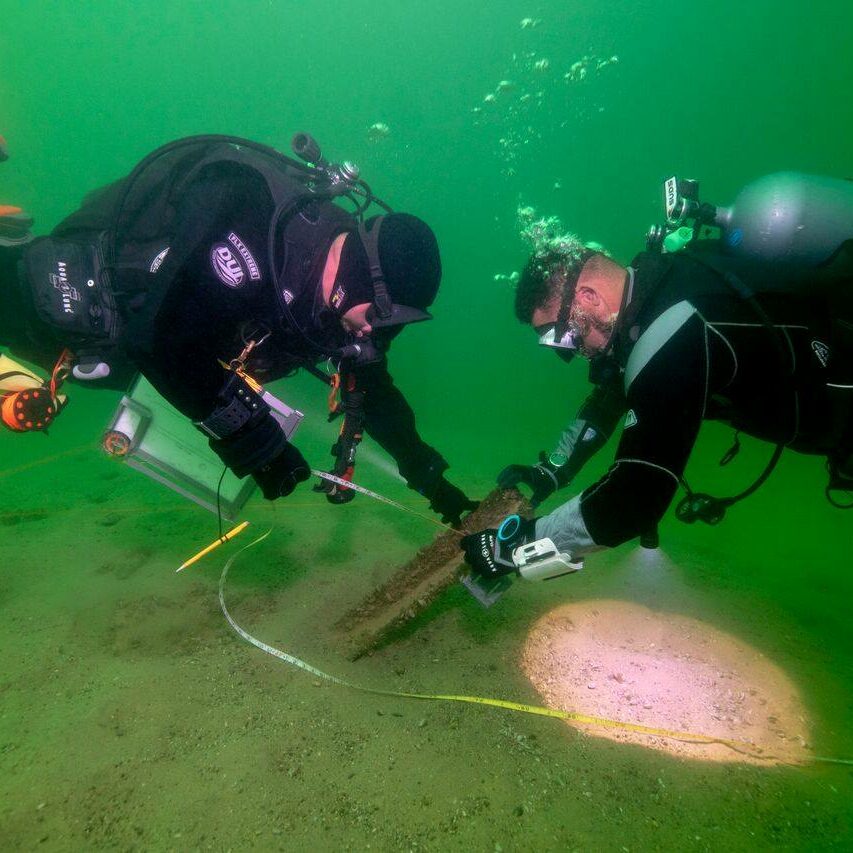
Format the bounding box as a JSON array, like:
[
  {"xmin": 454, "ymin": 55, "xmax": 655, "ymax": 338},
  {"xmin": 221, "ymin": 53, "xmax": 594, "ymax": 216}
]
[{"xmin": 647, "ymin": 176, "xmax": 721, "ymax": 253}]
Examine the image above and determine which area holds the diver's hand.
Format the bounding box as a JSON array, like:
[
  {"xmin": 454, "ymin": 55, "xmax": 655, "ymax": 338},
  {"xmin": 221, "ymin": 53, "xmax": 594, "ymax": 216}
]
[
  {"xmin": 313, "ymin": 470, "xmax": 358, "ymax": 504},
  {"xmin": 253, "ymin": 444, "xmax": 311, "ymax": 500},
  {"xmin": 461, "ymin": 515, "xmax": 538, "ymax": 578},
  {"xmin": 460, "ymin": 529, "xmax": 506, "ymax": 578},
  {"xmin": 497, "ymin": 456, "xmax": 560, "ymax": 508},
  {"xmin": 428, "ymin": 478, "xmax": 480, "ymax": 527}
]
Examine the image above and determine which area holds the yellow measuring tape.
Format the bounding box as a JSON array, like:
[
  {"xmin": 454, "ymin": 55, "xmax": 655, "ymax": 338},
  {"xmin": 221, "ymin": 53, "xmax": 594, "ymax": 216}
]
[
  {"xmin": 4, "ymin": 442, "xmax": 849, "ymax": 765},
  {"xmin": 217, "ymin": 530, "xmax": 852, "ymax": 766}
]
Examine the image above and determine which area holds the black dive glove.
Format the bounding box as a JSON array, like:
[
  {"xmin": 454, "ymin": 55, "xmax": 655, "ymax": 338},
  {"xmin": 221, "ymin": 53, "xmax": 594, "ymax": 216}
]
[
  {"xmin": 461, "ymin": 515, "xmax": 538, "ymax": 579},
  {"xmin": 428, "ymin": 477, "xmax": 480, "ymax": 527},
  {"xmin": 252, "ymin": 443, "xmax": 311, "ymax": 501},
  {"xmin": 497, "ymin": 452, "xmax": 567, "ymax": 508}
]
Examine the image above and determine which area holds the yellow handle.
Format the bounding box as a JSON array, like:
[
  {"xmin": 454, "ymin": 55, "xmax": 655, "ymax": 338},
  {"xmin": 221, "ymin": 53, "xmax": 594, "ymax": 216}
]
[{"xmin": 176, "ymin": 521, "xmax": 250, "ymax": 572}]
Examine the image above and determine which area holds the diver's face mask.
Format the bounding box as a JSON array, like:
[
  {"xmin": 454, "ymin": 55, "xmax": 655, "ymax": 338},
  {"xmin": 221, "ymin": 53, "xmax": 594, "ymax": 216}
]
[
  {"xmin": 536, "ymin": 321, "xmax": 583, "ymax": 363},
  {"xmin": 535, "ymin": 265, "xmax": 584, "ymax": 363},
  {"xmin": 532, "ymin": 248, "xmax": 610, "ymax": 364}
]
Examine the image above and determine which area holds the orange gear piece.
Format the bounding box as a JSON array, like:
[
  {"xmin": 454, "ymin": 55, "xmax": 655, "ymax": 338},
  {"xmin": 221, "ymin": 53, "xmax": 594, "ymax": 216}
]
[
  {"xmin": 0, "ymin": 205, "xmax": 24, "ymax": 217},
  {"xmin": 327, "ymin": 372, "xmax": 341, "ymax": 415}
]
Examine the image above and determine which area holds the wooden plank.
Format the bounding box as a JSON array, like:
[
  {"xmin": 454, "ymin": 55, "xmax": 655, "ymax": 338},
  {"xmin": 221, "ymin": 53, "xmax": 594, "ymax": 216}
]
[{"xmin": 336, "ymin": 488, "xmax": 530, "ymax": 659}]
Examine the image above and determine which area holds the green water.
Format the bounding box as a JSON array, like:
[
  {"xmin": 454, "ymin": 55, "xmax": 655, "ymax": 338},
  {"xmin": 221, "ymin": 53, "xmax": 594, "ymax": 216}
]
[{"xmin": 2, "ymin": 1, "xmax": 852, "ymax": 849}]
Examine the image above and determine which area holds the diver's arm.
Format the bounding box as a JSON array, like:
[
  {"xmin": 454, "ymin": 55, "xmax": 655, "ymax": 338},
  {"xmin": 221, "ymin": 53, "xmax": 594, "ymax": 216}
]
[
  {"xmin": 553, "ymin": 379, "xmax": 627, "ymax": 482},
  {"xmin": 356, "ymin": 358, "xmax": 448, "ymax": 491},
  {"xmin": 535, "ymin": 314, "xmax": 708, "ymax": 556},
  {"xmin": 497, "ymin": 378, "xmax": 626, "ymax": 506},
  {"xmin": 125, "ymin": 163, "xmax": 310, "ymax": 493}
]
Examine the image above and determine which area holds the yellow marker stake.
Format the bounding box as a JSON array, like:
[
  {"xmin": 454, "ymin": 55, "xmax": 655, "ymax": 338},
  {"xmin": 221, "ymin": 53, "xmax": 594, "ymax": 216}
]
[{"xmin": 176, "ymin": 521, "xmax": 250, "ymax": 573}]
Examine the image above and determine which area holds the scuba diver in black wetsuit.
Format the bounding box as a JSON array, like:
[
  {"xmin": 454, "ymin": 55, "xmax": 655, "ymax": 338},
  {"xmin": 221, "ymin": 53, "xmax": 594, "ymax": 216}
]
[
  {"xmin": 462, "ymin": 173, "xmax": 853, "ymax": 586},
  {"xmin": 0, "ymin": 133, "xmax": 478, "ymax": 525}
]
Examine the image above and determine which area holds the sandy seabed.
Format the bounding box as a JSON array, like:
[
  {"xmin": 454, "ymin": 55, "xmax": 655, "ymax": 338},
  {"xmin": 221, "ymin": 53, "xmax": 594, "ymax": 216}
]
[
  {"xmin": 1, "ymin": 417, "xmax": 852, "ymax": 851},
  {"xmin": 522, "ymin": 600, "xmax": 810, "ymax": 765}
]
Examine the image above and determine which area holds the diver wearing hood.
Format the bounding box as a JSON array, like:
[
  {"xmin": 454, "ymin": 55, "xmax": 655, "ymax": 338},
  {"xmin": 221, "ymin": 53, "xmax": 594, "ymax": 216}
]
[{"xmin": 0, "ymin": 134, "xmax": 477, "ymax": 525}]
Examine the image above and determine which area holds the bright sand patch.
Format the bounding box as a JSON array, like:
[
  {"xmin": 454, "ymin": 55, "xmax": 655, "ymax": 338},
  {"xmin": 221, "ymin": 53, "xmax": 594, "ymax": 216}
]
[{"xmin": 521, "ymin": 600, "xmax": 810, "ymax": 764}]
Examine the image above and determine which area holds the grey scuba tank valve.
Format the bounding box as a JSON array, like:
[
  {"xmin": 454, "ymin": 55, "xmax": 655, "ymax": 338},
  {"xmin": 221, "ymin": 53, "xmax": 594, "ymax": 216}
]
[
  {"xmin": 339, "ymin": 161, "xmax": 360, "ymax": 183},
  {"xmin": 291, "ymin": 132, "xmax": 360, "ymax": 188}
]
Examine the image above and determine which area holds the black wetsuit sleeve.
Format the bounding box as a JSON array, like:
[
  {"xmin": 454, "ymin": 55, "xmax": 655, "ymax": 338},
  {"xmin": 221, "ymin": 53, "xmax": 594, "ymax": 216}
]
[
  {"xmin": 579, "ymin": 313, "xmax": 708, "ymax": 546},
  {"xmin": 355, "ymin": 359, "xmax": 447, "ymax": 494},
  {"xmin": 556, "ymin": 380, "xmax": 627, "ymax": 484}
]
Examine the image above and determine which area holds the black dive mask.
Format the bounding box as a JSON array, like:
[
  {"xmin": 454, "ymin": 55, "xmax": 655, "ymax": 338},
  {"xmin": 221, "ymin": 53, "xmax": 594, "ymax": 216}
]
[
  {"xmin": 536, "ymin": 321, "xmax": 584, "ymax": 363},
  {"xmin": 536, "ymin": 270, "xmax": 583, "ymax": 363},
  {"xmin": 534, "ymin": 249, "xmax": 597, "ymax": 364}
]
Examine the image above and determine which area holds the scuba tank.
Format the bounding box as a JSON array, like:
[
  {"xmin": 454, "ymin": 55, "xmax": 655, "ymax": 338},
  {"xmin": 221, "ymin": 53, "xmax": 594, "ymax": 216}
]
[
  {"xmin": 718, "ymin": 172, "xmax": 853, "ymax": 270},
  {"xmin": 649, "ymin": 172, "xmax": 853, "ymax": 278}
]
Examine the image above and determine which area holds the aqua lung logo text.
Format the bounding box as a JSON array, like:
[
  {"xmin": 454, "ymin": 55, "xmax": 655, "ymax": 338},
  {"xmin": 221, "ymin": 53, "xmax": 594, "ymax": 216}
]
[
  {"xmin": 811, "ymin": 340, "xmax": 830, "ymax": 367},
  {"xmin": 50, "ymin": 261, "xmax": 80, "ymax": 315},
  {"xmin": 149, "ymin": 247, "xmax": 170, "ymax": 273},
  {"xmin": 211, "ymin": 244, "xmax": 245, "ymax": 288}
]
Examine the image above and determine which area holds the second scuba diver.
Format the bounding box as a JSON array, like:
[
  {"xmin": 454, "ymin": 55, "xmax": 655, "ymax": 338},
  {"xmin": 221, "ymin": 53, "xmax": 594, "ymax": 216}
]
[
  {"xmin": 0, "ymin": 133, "xmax": 478, "ymax": 525},
  {"xmin": 461, "ymin": 173, "xmax": 853, "ymax": 584}
]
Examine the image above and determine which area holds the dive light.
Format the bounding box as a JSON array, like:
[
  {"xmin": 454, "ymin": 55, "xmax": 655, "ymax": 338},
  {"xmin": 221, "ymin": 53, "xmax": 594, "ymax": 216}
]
[{"xmin": 498, "ymin": 514, "xmax": 584, "ymax": 581}]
